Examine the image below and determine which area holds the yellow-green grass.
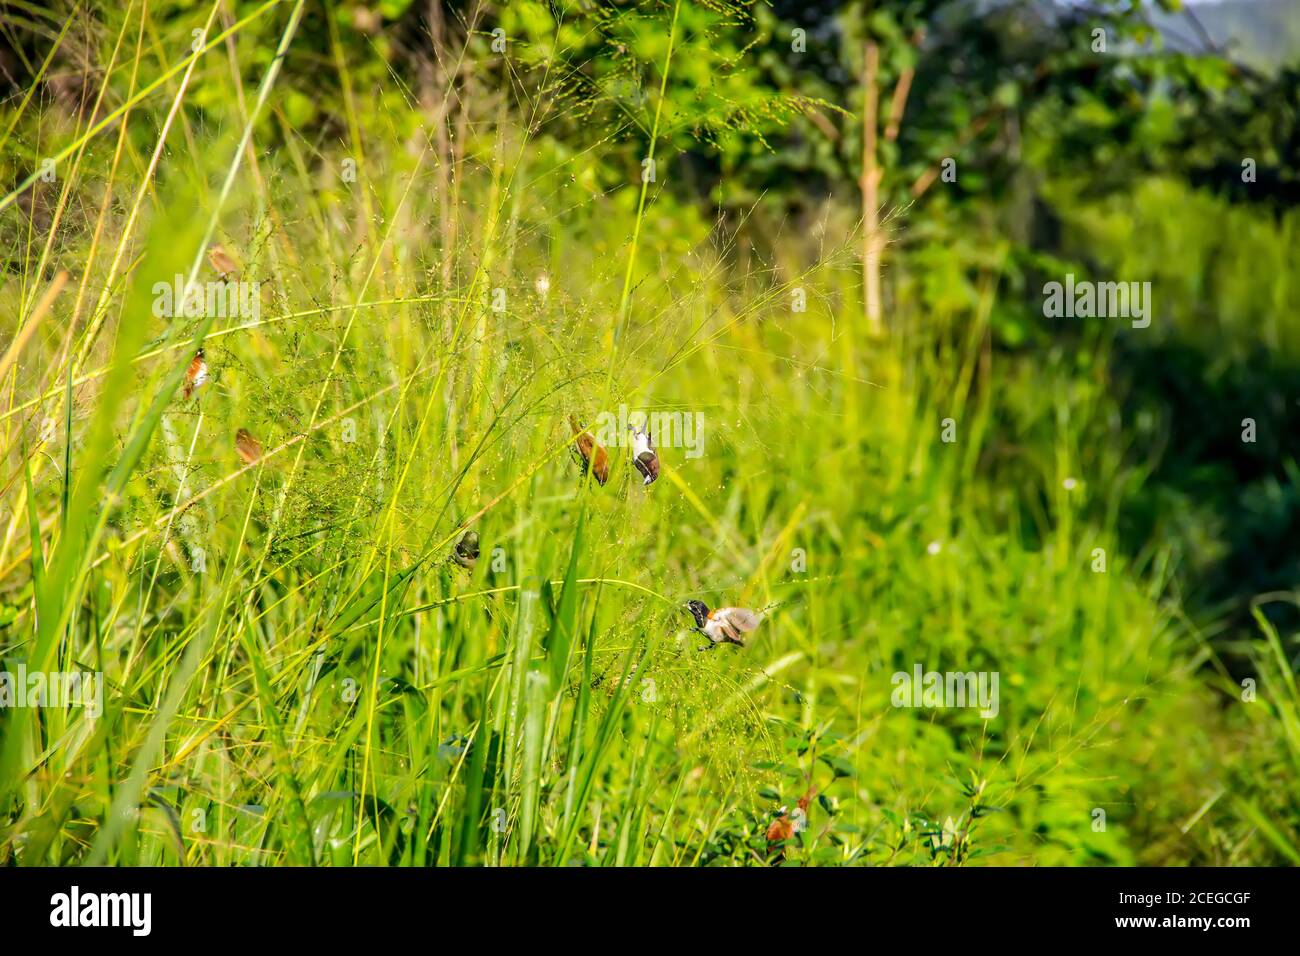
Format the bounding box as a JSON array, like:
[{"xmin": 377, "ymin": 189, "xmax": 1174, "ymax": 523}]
[{"xmin": 0, "ymin": 1, "xmax": 1296, "ymax": 867}]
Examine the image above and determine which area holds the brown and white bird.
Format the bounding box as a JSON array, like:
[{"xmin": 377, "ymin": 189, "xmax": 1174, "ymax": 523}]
[
  {"xmin": 684, "ymin": 600, "xmax": 763, "ymax": 649},
  {"xmin": 182, "ymin": 347, "xmax": 207, "ymax": 400},
  {"xmin": 629, "ymin": 423, "xmax": 659, "ymax": 486},
  {"xmin": 208, "ymin": 243, "xmax": 238, "ymax": 280},
  {"xmin": 452, "ymin": 530, "xmax": 480, "ymax": 570},
  {"xmin": 766, "ymin": 785, "xmax": 817, "ymax": 850},
  {"xmin": 235, "ymin": 428, "xmax": 262, "ymax": 465},
  {"xmin": 569, "ymin": 415, "xmax": 609, "ymax": 486}
]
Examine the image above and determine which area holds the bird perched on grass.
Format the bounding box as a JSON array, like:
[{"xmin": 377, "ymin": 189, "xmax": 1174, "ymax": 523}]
[
  {"xmin": 235, "ymin": 428, "xmax": 263, "ymax": 465},
  {"xmin": 208, "ymin": 242, "xmax": 238, "ymax": 280},
  {"xmin": 452, "ymin": 530, "xmax": 479, "ymax": 570},
  {"xmin": 766, "ymin": 785, "xmax": 817, "ymax": 855},
  {"xmin": 629, "ymin": 423, "xmax": 659, "ymax": 486},
  {"xmin": 183, "ymin": 347, "xmax": 207, "ymax": 400},
  {"xmin": 569, "ymin": 415, "xmax": 609, "ymax": 486},
  {"xmin": 684, "ymin": 599, "xmax": 763, "ymax": 649}
]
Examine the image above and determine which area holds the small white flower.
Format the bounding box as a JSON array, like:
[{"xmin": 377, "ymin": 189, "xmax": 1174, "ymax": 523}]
[
  {"xmin": 1063, "ymin": 477, "xmax": 1078, "ymax": 491},
  {"xmin": 534, "ymin": 274, "xmax": 550, "ymax": 297},
  {"xmin": 926, "ymin": 540, "xmax": 942, "ymax": 555}
]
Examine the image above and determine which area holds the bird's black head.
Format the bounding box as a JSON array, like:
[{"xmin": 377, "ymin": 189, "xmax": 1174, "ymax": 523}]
[
  {"xmin": 684, "ymin": 600, "xmax": 710, "ymax": 628},
  {"xmin": 455, "ymin": 530, "xmax": 479, "ymax": 559}
]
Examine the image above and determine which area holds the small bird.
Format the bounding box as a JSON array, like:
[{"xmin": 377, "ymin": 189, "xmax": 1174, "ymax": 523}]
[
  {"xmin": 452, "ymin": 530, "xmax": 479, "ymax": 570},
  {"xmin": 182, "ymin": 347, "xmax": 207, "ymax": 400},
  {"xmin": 766, "ymin": 786, "xmax": 817, "ymax": 849},
  {"xmin": 684, "ymin": 599, "xmax": 763, "ymax": 649},
  {"xmin": 628, "ymin": 423, "xmax": 659, "ymax": 486},
  {"xmin": 569, "ymin": 415, "xmax": 609, "ymax": 486},
  {"xmin": 208, "ymin": 243, "xmax": 238, "ymax": 280},
  {"xmin": 235, "ymin": 428, "xmax": 262, "ymax": 465}
]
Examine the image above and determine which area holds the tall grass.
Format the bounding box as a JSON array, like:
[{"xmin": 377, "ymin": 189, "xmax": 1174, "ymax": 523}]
[{"xmin": 1, "ymin": 1, "xmax": 1296, "ymax": 867}]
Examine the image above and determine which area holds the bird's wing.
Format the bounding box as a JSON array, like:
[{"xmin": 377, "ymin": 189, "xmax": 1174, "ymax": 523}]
[{"xmin": 717, "ymin": 607, "xmax": 761, "ymax": 632}]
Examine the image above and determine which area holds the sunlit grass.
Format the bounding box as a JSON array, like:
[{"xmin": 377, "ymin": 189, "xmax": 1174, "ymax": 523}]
[{"xmin": 1, "ymin": 1, "xmax": 1297, "ymax": 867}]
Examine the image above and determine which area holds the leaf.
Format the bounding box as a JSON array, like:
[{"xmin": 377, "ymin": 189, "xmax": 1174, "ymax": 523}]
[{"xmin": 817, "ymin": 753, "xmax": 856, "ymax": 778}]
